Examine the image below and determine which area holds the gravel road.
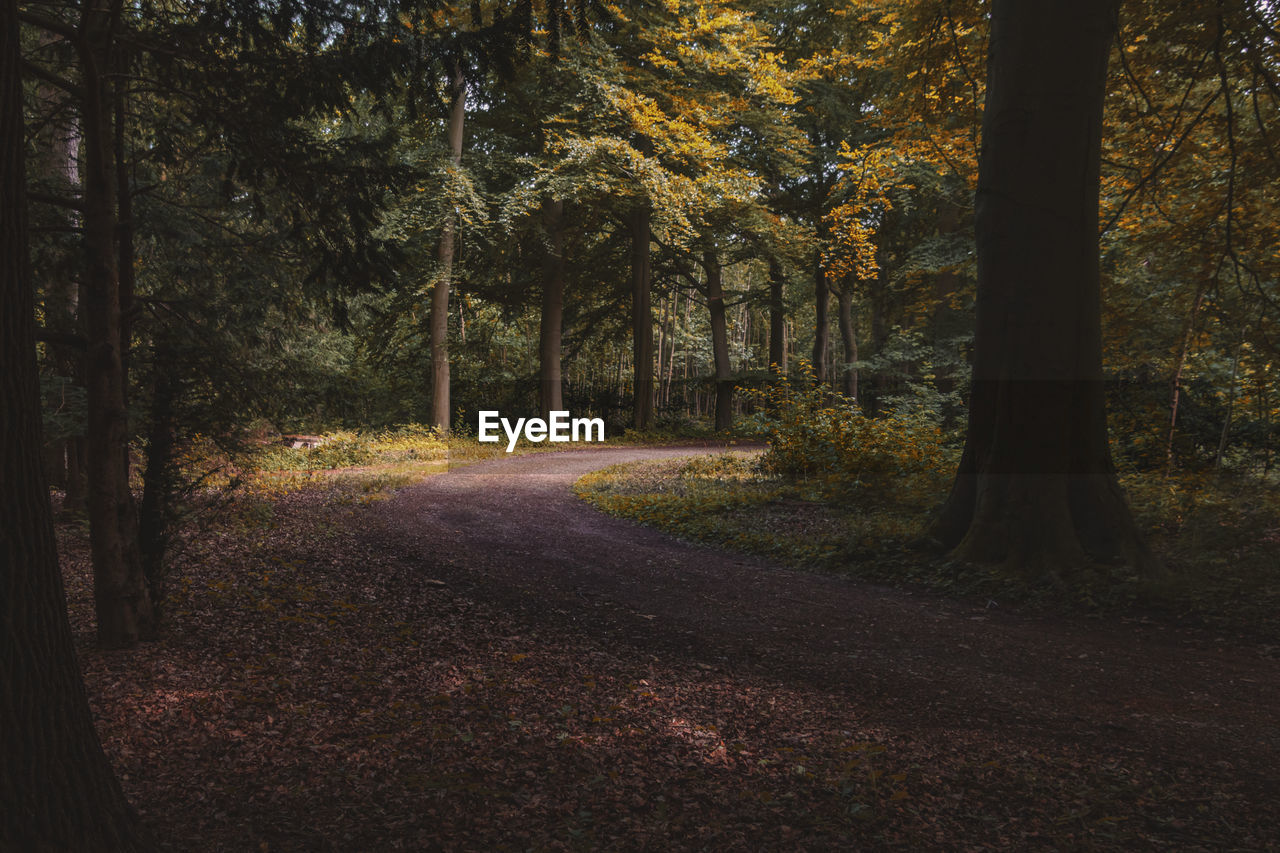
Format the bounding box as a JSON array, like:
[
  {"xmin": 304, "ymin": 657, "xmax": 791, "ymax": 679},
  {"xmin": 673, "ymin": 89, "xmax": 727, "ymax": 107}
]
[{"xmin": 362, "ymin": 444, "xmax": 1280, "ymax": 792}]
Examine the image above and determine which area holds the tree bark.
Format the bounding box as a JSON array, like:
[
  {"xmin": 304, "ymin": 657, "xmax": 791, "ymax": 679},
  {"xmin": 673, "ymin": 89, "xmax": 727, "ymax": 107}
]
[
  {"xmin": 811, "ymin": 248, "xmax": 830, "ymax": 384},
  {"xmin": 1166, "ymin": 282, "xmax": 1206, "ymax": 470},
  {"xmin": 538, "ymin": 196, "xmax": 565, "ymax": 418},
  {"xmin": 80, "ymin": 0, "xmax": 153, "ymax": 646},
  {"xmin": 768, "ymin": 256, "xmax": 787, "ymax": 375},
  {"xmin": 1213, "ymin": 338, "xmax": 1243, "ymax": 471},
  {"xmin": 34, "ymin": 37, "xmax": 88, "ymax": 515},
  {"xmin": 705, "ymin": 251, "xmax": 733, "ymax": 432},
  {"xmin": 931, "ymin": 0, "xmax": 1159, "ymax": 579},
  {"xmin": 35, "ymin": 49, "xmax": 81, "ymax": 494},
  {"xmin": 835, "ymin": 277, "xmax": 858, "ymax": 402},
  {"xmin": 139, "ymin": 342, "xmax": 177, "ymax": 622},
  {"xmin": 630, "ymin": 203, "xmax": 654, "ymax": 430},
  {"xmin": 1, "ymin": 4, "xmax": 153, "ymax": 843},
  {"xmin": 429, "ymin": 61, "xmax": 466, "ymax": 435}
]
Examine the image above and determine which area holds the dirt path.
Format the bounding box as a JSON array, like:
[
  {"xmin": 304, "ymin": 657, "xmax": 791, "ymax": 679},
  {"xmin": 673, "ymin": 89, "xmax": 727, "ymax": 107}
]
[{"xmin": 363, "ymin": 445, "xmax": 1280, "ymax": 801}]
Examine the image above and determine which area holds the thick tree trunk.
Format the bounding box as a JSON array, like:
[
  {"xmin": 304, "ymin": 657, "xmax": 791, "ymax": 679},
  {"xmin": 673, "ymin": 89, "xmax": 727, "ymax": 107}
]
[
  {"xmin": 35, "ymin": 43, "xmax": 88, "ymax": 513},
  {"xmin": 630, "ymin": 203, "xmax": 654, "ymax": 430},
  {"xmin": 1, "ymin": 6, "xmax": 153, "ymax": 844},
  {"xmin": 34, "ymin": 37, "xmax": 75, "ymax": 493},
  {"xmin": 538, "ymin": 196, "xmax": 565, "ymax": 418},
  {"xmin": 768, "ymin": 257, "xmax": 787, "ymax": 375},
  {"xmin": 429, "ymin": 62, "xmax": 466, "ymax": 435},
  {"xmin": 931, "ymin": 0, "xmax": 1159, "ymax": 579},
  {"xmin": 705, "ymin": 251, "xmax": 733, "ymax": 432},
  {"xmin": 81, "ymin": 2, "xmax": 153, "ymax": 646},
  {"xmin": 811, "ymin": 250, "xmax": 830, "ymax": 384},
  {"xmin": 836, "ymin": 278, "xmax": 858, "ymax": 402}
]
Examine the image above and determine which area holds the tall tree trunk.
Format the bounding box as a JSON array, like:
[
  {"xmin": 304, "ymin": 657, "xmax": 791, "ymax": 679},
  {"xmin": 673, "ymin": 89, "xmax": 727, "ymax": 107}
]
[
  {"xmin": 931, "ymin": 203, "xmax": 961, "ymax": 396},
  {"xmin": 35, "ymin": 38, "xmax": 87, "ymax": 514},
  {"xmin": 429, "ymin": 62, "xmax": 466, "ymax": 435},
  {"xmin": 812, "ymin": 248, "xmax": 830, "ymax": 384},
  {"xmin": 1, "ymin": 5, "xmax": 153, "ymax": 843},
  {"xmin": 768, "ymin": 256, "xmax": 787, "ymax": 375},
  {"xmin": 835, "ymin": 277, "xmax": 858, "ymax": 402},
  {"xmin": 1166, "ymin": 282, "xmax": 1206, "ymax": 470},
  {"xmin": 931, "ymin": 0, "xmax": 1158, "ymax": 579},
  {"xmin": 538, "ymin": 196, "xmax": 565, "ymax": 418},
  {"xmin": 1213, "ymin": 338, "xmax": 1243, "ymax": 471},
  {"xmin": 664, "ymin": 288, "xmax": 680, "ymax": 408},
  {"xmin": 864, "ymin": 263, "xmax": 890, "ymax": 416},
  {"xmin": 705, "ymin": 251, "xmax": 733, "ymax": 432},
  {"xmin": 630, "ymin": 203, "xmax": 654, "ymax": 430},
  {"xmin": 655, "ymin": 292, "xmax": 669, "ymax": 409},
  {"xmin": 80, "ymin": 1, "xmax": 153, "ymax": 646},
  {"xmin": 36, "ymin": 62, "xmax": 76, "ymax": 492},
  {"xmin": 138, "ymin": 342, "xmax": 177, "ymax": 623}
]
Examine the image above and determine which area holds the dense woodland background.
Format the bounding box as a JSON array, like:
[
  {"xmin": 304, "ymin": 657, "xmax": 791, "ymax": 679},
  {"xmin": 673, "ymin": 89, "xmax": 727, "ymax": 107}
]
[
  {"xmin": 4, "ymin": 0, "xmax": 1280, "ymax": 849},
  {"xmin": 20, "ymin": 0, "xmax": 1280, "ymax": 636}
]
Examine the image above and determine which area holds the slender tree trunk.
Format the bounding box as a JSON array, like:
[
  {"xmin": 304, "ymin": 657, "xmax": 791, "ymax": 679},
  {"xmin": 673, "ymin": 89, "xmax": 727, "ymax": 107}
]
[
  {"xmin": 538, "ymin": 196, "xmax": 565, "ymax": 418},
  {"xmin": 80, "ymin": 1, "xmax": 153, "ymax": 646},
  {"xmin": 705, "ymin": 251, "xmax": 733, "ymax": 432},
  {"xmin": 114, "ymin": 52, "xmax": 134, "ymax": 382},
  {"xmin": 664, "ymin": 288, "xmax": 679, "ymax": 407},
  {"xmin": 35, "ymin": 43, "xmax": 87, "ymax": 513},
  {"xmin": 1214, "ymin": 339, "xmax": 1243, "ymax": 471},
  {"xmin": 429, "ymin": 62, "xmax": 466, "ymax": 435},
  {"xmin": 655, "ymin": 293, "xmax": 669, "ymax": 409},
  {"xmin": 138, "ymin": 342, "xmax": 177, "ymax": 623},
  {"xmin": 836, "ymin": 277, "xmax": 858, "ymax": 402},
  {"xmin": 1166, "ymin": 283, "xmax": 1206, "ymax": 470},
  {"xmin": 931, "ymin": 0, "xmax": 1159, "ymax": 579},
  {"xmin": 768, "ymin": 256, "xmax": 787, "ymax": 375},
  {"xmin": 630, "ymin": 203, "xmax": 654, "ymax": 430},
  {"xmin": 864, "ymin": 264, "xmax": 890, "ymax": 416},
  {"xmin": 1, "ymin": 5, "xmax": 153, "ymax": 843},
  {"xmin": 812, "ymin": 249, "xmax": 830, "ymax": 384},
  {"xmin": 36, "ymin": 83, "xmax": 75, "ymax": 492},
  {"xmin": 931, "ymin": 204, "xmax": 961, "ymax": 396}
]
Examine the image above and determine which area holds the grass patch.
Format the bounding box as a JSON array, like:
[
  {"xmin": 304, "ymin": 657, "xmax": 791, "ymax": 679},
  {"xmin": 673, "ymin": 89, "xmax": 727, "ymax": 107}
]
[
  {"xmin": 576, "ymin": 452, "xmax": 922, "ymax": 566},
  {"xmin": 576, "ymin": 453, "xmax": 1280, "ymax": 640}
]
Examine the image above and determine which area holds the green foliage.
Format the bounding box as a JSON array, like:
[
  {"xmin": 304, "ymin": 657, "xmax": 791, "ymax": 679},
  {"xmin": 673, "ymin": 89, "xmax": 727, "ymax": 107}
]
[
  {"xmin": 746, "ymin": 364, "xmax": 957, "ymax": 509},
  {"xmin": 252, "ymin": 425, "xmax": 446, "ymax": 473},
  {"xmin": 40, "ymin": 375, "xmax": 87, "ymax": 443}
]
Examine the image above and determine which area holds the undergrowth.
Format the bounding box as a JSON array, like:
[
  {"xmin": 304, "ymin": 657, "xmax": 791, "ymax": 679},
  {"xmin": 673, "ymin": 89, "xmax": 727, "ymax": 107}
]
[{"xmin": 578, "ymin": 382, "xmax": 1280, "ymax": 641}]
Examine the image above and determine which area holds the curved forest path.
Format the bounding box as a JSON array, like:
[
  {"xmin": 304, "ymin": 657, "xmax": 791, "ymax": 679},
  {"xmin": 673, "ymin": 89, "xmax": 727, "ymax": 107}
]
[{"xmin": 361, "ymin": 444, "xmax": 1279, "ymax": 833}]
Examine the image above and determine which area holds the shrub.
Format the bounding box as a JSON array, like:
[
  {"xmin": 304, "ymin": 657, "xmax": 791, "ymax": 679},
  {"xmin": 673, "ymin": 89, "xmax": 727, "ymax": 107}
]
[
  {"xmin": 252, "ymin": 424, "xmax": 446, "ymax": 472},
  {"xmin": 748, "ymin": 366, "xmax": 957, "ymax": 510}
]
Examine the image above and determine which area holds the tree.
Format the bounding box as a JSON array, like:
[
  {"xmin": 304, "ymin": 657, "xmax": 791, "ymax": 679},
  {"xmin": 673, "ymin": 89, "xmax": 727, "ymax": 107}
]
[
  {"xmin": 539, "ymin": 195, "xmax": 567, "ymax": 417},
  {"xmin": 931, "ymin": 0, "xmax": 1159, "ymax": 578},
  {"xmin": 17, "ymin": 0, "xmax": 158, "ymax": 646},
  {"xmin": 429, "ymin": 59, "xmax": 467, "ymax": 435},
  {"xmin": 1, "ymin": 0, "xmax": 151, "ymax": 842}
]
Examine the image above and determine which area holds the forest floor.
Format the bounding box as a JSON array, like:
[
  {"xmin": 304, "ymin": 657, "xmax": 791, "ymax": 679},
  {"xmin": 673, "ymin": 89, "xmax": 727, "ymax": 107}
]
[{"xmin": 62, "ymin": 445, "xmax": 1279, "ymax": 851}]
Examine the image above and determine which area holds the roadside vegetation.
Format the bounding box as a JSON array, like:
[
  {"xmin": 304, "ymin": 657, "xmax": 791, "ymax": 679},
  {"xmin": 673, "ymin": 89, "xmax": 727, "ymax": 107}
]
[
  {"xmin": 50, "ymin": 445, "xmax": 1273, "ymax": 852},
  {"xmin": 577, "ymin": 377, "xmax": 1280, "ymax": 641}
]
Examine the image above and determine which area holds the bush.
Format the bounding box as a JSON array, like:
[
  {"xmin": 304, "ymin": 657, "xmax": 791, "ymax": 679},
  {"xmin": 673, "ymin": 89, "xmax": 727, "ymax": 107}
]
[
  {"xmin": 253, "ymin": 425, "xmax": 446, "ymax": 472},
  {"xmin": 747, "ymin": 366, "xmax": 957, "ymax": 510}
]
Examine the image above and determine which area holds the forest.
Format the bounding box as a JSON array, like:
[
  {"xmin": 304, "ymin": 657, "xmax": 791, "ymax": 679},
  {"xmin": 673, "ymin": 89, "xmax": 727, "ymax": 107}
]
[{"xmin": 3, "ymin": 0, "xmax": 1278, "ymax": 850}]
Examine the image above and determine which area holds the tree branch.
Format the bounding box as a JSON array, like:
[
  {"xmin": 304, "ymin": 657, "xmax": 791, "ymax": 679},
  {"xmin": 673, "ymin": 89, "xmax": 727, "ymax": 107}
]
[
  {"xmin": 37, "ymin": 329, "xmax": 88, "ymax": 351},
  {"xmin": 17, "ymin": 9, "xmax": 82, "ymax": 45},
  {"xmin": 20, "ymin": 60, "xmax": 85, "ymax": 100},
  {"xmin": 29, "ymin": 191, "xmax": 84, "ymax": 212}
]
